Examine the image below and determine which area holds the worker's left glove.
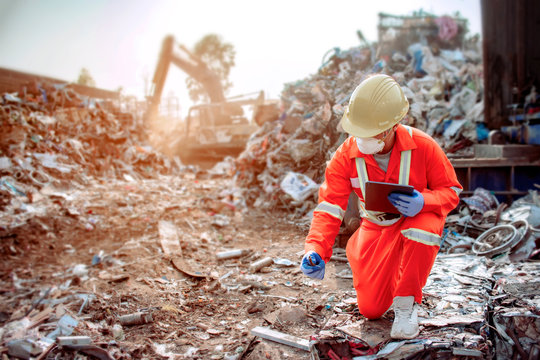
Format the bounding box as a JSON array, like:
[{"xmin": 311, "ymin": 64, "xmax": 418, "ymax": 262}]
[
  {"xmin": 388, "ymin": 190, "xmax": 424, "ymax": 217},
  {"xmin": 300, "ymin": 251, "xmax": 325, "ymax": 280}
]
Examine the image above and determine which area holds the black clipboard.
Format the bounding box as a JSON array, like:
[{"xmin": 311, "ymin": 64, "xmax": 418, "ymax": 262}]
[{"xmin": 364, "ymin": 181, "xmax": 414, "ymax": 213}]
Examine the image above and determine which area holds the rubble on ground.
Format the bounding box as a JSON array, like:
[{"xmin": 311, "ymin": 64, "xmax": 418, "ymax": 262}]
[{"xmin": 1, "ymin": 10, "xmax": 540, "ymax": 360}]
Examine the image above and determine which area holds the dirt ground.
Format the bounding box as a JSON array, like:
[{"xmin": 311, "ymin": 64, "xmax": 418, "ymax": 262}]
[{"xmin": 0, "ymin": 171, "xmax": 355, "ymax": 359}]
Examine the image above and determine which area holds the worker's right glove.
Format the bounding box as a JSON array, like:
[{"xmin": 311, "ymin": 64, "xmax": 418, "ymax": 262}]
[{"xmin": 300, "ymin": 251, "xmax": 325, "ymax": 280}]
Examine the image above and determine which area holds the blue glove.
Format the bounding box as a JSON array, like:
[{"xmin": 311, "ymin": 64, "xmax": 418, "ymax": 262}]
[
  {"xmin": 300, "ymin": 251, "xmax": 325, "ymax": 280},
  {"xmin": 388, "ymin": 190, "xmax": 424, "ymax": 217}
]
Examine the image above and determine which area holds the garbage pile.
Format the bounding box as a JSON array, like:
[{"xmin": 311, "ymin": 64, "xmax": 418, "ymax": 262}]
[
  {"xmin": 0, "ymin": 81, "xmax": 182, "ymax": 229},
  {"xmin": 443, "ymin": 188, "xmax": 540, "ymax": 261},
  {"xmin": 232, "ymin": 17, "xmax": 484, "ymax": 213}
]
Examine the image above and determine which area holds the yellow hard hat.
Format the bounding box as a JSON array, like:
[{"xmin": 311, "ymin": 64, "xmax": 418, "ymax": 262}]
[{"xmin": 341, "ymin": 74, "xmax": 409, "ymax": 137}]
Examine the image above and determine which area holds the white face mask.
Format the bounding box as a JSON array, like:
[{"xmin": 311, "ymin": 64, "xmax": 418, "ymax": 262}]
[
  {"xmin": 355, "ymin": 137, "xmax": 385, "ymax": 154},
  {"xmin": 355, "ymin": 128, "xmax": 392, "ymax": 154}
]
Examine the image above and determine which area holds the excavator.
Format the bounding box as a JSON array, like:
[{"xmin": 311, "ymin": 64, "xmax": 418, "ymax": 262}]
[{"xmin": 145, "ymin": 35, "xmax": 279, "ymax": 162}]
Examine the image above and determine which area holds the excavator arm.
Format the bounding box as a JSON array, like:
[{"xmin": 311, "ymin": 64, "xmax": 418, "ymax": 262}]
[{"xmin": 145, "ymin": 35, "xmax": 225, "ymax": 123}]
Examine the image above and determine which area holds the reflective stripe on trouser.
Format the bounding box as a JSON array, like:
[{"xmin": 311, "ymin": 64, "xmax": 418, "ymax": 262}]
[{"xmin": 345, "ymin": 211, "xmax": 443, "ymax": 319}]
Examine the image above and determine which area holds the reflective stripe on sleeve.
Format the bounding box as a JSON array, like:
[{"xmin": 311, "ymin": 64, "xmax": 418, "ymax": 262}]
[
  {"xmin": 314, "ymin": 201, "xmax": 345, "ymax": 221},
  {"xmin": 451, "ymin": 186, "xmax": 462, "ymax": 196},
  {"xmin": 401, "ymin": 228, "xmax": 441, "ymax": 247},
  {"xmin": 350, "ymin": 177, "xmax": 361, "ymax": 189}
]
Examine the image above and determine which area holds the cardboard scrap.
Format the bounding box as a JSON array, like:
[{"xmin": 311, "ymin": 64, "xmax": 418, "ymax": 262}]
[
  {"xmin": 158, "ymin": 220, "xmax": 208, "ymax": 278},
  {"xmin": 158, "ymin": 220, "xmax": 183, "ymax": 257},
  {"xmin": 336, "ymin": 317, "xmax": 393, "ymax": 348},
  {"xmin": 251, "ymin": 326, "xmax": 311, "ymax": 351},
  {"xmin": 419, "ymin": 313, "xmax": 484, "ymax": 327}
]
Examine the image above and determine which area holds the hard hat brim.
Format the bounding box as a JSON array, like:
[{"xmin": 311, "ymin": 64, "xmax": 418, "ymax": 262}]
[
  {"xmin": 340, "ymin": 102, "xmax": 409, "ymax": 138},
  {"xmin": 341, "ymin": 111, "xmax": 375, "ymax": 137}
]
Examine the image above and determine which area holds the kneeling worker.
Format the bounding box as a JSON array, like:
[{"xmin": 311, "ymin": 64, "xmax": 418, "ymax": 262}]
[{"xmin": 300, "ymin": 74, "xmax": 462, "ymax": 339}]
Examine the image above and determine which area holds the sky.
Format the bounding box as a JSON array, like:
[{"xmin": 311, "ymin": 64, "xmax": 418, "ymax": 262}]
[{"xmin": 0, "ymin": 0, "xmax": 481, "ymax": 116}]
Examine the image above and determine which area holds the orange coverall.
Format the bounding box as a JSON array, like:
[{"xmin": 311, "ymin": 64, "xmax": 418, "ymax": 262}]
[{"xmin": 305, "ymin": 124, "xmax": 462, "ymax": 319}]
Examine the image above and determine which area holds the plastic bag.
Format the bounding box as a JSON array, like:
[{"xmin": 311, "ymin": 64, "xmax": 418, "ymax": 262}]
[{"xmin": 280, "ymin": 171, "xmax": 319, "ymax": 202}]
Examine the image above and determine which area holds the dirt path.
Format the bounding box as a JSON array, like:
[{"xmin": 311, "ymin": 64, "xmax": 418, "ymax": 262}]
[{"xmin": 1, "ymin": 173, "xmax": 354, "ymax": 359}]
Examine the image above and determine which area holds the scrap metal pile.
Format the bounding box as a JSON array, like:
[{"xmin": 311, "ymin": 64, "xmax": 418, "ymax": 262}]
[
  {"xmin": 0, "ymin": 81, "xmax": 182, "ymax": 229},
  {"xmin": 232, "ymin": 20, "xmax": 483, "ymax": 214},
  {"xmin": 443, "ymin": 187, "xmax": 540, "ymax": 260}
]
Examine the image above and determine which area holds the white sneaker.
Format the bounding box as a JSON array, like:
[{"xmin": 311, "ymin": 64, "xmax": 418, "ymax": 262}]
[{"xmin": 390, "ymin": 296, "xmax": 419, "ymax": 339}]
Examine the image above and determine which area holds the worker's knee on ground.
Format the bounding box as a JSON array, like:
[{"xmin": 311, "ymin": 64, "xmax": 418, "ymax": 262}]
[
  {"xmin": 358, "ymin": 304, "xmax": 388, "ymax": 320},
  {"xmin": 357, "ymin": 297, "xmax": 390, "ymax": 319}
]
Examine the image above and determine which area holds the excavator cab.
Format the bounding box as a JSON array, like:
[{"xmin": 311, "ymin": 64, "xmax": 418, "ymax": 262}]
[{"xmin": 182, "ymin": 99, "xmax": 260, "ymax": 160}]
